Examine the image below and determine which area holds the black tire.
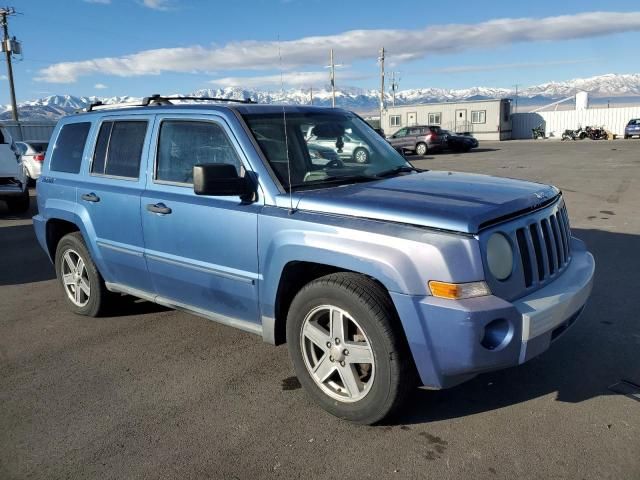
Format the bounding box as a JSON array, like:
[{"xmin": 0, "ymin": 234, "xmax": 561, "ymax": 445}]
[
  {"xmin": 6, "ymin": 191, "xmax": 30, "ymax": 214},
  {"xmin": 55, "ymin": 232, "xmax": 110, "ymax": 317},
  {"xmin": 415, "ymin": 142, "xmax": 428, "ymax": 156},
  {"xmin": 286, "ymin": 272, "xmax": 417, "ymax": 424},
  {"xmin": 624, "ymin": 135, "xmax": 629, "ymax": 139},
  {"xmin": 352, "ymin": 147, "xmax": 369, "ymax": 164}
]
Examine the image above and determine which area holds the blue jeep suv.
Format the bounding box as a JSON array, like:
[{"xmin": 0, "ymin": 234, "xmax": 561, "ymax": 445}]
[{"xmin": 34, "ymin": 96, "xmax": 595, "ymax": 424}]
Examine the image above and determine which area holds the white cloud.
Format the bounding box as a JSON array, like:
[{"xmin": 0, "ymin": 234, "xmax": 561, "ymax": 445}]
[
  {"xmin": 37, "ymin": 12, "xmax": 640, "ymax": 83},
  {"xmin": 0, "ymin": 74, "xmax": 8, "ymax": 80},
  {"xmin": 209, "ymin": 71, "xmax": 366, "ymax": 88},
  {"xmin": 94, "ymin": 83, "xmax": 108, "ymax": 89},
  {"xmin": 83, "ymin": 0, "xmax": 111, "ymax": 4},
  {"xmin": 142, "ymin": 0, "xmax": 171, "ymax": 10}
]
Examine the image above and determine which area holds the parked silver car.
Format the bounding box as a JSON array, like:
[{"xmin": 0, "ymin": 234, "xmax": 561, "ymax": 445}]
[
  {"xmin": 15, "ymin": 141, "xmax": 48, "ymax": 183},
  {"xmin": 386, "ymin": 125, "xmax": 447, "ymax": 155},
  {"xmin": 306, "ymin": 125, "xmax": 371, "ymax": 163}
]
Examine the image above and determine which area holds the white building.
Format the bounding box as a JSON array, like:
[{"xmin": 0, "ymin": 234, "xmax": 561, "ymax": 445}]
[{"xmin": 381, "ymin": 98, "xmax": 512, "ymax": 141}]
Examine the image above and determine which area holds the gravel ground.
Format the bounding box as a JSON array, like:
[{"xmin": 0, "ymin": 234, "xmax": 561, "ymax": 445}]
[{"xmin": 1, "ymin": 139, "xmax": 639, "ymax": 480}]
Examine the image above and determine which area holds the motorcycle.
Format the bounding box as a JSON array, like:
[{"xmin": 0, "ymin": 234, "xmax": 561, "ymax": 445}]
[
  {"xmin": 561, "ymin": 126, "xmax": 586, "ymax": 141},
  {"xmin": 532, "ymin": 124, "xmax": 545, "ymax": 139},
  {"xmin": 585, "ymin": 125, "xmax": 608, "ymax": 140}
]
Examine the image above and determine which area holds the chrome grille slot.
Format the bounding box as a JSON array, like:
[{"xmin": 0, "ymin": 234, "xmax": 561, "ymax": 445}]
[{"xmin": 515, "ymin": 203, "xmax": 572, "ymax": 288}]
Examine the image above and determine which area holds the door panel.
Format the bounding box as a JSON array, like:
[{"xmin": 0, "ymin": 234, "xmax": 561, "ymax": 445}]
[
  {"xmin": 141, "ymin": 115, "xmax": 260, "ymax": 325},
  {"xmin": 79, "ymin": 116, "xmax": 154, "ymax": 293}
]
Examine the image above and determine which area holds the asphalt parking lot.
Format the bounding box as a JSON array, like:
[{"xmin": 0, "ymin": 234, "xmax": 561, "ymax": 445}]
[{"xmin": 1, "ymin": 139, "xmax": 639, "ymax": 480}]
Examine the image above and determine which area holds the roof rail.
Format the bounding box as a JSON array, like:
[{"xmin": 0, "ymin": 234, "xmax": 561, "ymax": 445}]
[{"xmin": 81, "ymin": 93, "xmax": 256, "ymax": 113}]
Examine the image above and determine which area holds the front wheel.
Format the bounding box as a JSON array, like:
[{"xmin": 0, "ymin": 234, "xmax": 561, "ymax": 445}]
[
  {"xmin": 415, "ymin": 142, "xmax": 428, "ymax": 156},
  {"xmin": 55, "ymin": 232, "xmax": 110, "ymax": 317},
  {"xmin": 286, "ymin": 273, "xmax": 416, "ymax": 424}
]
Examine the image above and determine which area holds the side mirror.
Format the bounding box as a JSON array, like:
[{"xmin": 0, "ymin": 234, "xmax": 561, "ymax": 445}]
[{"xmin": 193, "ymin": 163, "xmax": 253, "ymax": 197}]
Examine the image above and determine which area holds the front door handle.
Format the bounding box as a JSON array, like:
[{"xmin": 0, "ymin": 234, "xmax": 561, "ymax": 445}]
[
  {"xmin": 81, "ymin": 193, "xmax": 100, "ymax": 203},
  {"xmin": 146, "ymin": 203, "xmax": 172, "ymax": 215}
]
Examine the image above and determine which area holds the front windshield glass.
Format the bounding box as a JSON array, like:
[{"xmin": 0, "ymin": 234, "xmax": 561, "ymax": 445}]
[{"xmin": 241, "ymin": 110, "xmax": 411, "ymax": 191}]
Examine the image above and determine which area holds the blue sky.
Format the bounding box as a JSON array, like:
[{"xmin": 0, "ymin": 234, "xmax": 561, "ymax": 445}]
[{"xmin": 2, "ymin": 0, "xmax": 640, "ymax": 103}]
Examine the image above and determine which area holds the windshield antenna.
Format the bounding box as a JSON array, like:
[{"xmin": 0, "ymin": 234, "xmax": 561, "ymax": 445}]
[{"xmin": 278, "ymin": 35, "xmax": 295, "ymax": 214}]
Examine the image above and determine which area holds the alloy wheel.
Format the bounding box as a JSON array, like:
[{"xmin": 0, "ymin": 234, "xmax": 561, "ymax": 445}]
[
  {"xmin": 300, "ymin": 305, "xmax": 375, "ymax": 403},
  {"xmin": 61, "ymin": 249, "xmax": 91, "ymax": 307}
]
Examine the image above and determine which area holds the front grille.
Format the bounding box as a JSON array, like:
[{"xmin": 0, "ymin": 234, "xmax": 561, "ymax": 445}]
[{"xmin": 515, "ymin": 204, "xmax": 571, "ymax": 287}]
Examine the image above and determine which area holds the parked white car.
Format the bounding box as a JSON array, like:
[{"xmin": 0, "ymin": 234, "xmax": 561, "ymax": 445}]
[
  {"xmin": 15, "ymin": 141, "xmax": 48, "ymax": 183},
  {"xmin": 306, "ymin": 125, "xmax": 372, "ymax": 163},
  {"xmin": 0, "ymin": 126, "xmax": 30, "ymax": 213}
]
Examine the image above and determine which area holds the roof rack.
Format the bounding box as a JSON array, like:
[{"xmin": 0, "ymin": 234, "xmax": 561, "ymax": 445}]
[{"xmin": 83, "ymin": 93, "xmax": 256, "ymax": 112}]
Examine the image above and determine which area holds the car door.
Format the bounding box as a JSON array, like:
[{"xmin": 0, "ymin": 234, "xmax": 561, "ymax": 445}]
[
  {"xmin": 141, "ymin": 114, "xmax": 260, "ymax": 328},
  {"xmin": 78, "ymin": 115, "xmax": 155, "ymax": 293},
  {"xmin": 408, "ymin": 127, "xmax": 422, "ymax": 150},
  {"xmin": 389, "ymin": 127, "xmax": 408, "ymax": 150}
]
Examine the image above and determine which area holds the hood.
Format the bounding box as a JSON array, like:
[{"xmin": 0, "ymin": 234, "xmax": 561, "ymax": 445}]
[{"xmin": 295, "ymin": 171, "xmax": 559, "ymax": 234}]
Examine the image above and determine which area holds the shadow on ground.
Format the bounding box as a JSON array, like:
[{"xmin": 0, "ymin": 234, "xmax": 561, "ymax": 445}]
[
  {"xmin": 0, "ymin": 223, "xmax": 55, "ymax": 286},
  {"xmin": 393, "ymin": 227, "xmax": 640, "ymax": 425}
]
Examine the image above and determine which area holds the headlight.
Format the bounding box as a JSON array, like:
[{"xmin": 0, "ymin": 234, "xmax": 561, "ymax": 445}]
[{"xmin": 486, "ymin": 233, "xmax": 513, "ymax": 280}]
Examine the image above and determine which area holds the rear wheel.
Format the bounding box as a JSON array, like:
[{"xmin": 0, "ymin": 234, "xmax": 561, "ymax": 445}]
[
  {"xmin": 55, "ymin": 232, "xmax": 110, "ymax": 317},
  {"xmin": 415, "ymin": 142, "xmax": 428, "ymax": 156},
  {"xmin": 286, "ymin": 272, "xmax": 416, "ymax": 424},
  {"xmin": 6, "ymin": 191, "xmax": 30, "ymax": 214},
  {"xmin": 352, "ymin": 147, "xmax": 369, "ymax": 164}
]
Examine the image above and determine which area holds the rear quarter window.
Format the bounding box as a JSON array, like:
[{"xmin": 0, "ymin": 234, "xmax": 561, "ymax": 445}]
[{"xmin": 49, "ymin": 122, "xmax": 91, "ymax": 174}]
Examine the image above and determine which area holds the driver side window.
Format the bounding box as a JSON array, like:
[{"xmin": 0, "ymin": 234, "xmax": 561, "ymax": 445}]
[
  {"xmin": 394, "ymin": 128, "xmax": 408, "ymax": 137},
  {"xmin": 155, "ymin": 120, "xmax": 242, "ymax": 184}
]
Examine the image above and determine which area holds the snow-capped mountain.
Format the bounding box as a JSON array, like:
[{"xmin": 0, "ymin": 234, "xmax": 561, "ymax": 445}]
[{"xmin": 2, "ymin": 73, "xmax": 639, "ymax": 121}]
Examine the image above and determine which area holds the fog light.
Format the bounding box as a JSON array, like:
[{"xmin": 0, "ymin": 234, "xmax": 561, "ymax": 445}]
[{"xmin": 481, "ymin": 318, "xmax": 513, "ymax": 350}]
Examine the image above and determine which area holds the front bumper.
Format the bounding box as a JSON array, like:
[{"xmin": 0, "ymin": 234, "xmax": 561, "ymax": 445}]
[{"xmin": 391, "ymin": 237, "xmax": 595, "ymax": 389}]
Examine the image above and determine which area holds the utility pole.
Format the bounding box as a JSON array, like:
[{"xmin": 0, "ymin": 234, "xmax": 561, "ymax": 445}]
[
  {"xmin": 309, "ymin": 86, "xmax": 313, "ymax": 105},
  {"xmin": 324, "ymin": 49, "xmax": 343, "ymax": 108},
  {"xmin": 1, "ymin": 7, "xmax": 20, "ymax": 121},
  {"xmin": 513, "ymin": 84, "xmax": 520, "ymax": 114},
  {"xmin": 390, "ymin": 71, "xmax": 400, "ymax": 107},
  {"xmin": 378, "ymin": 47, "xmax": 385, "ymax": 122},
  {"xmin": 329, "ymin": 49, "xmax": 336, "ymax": 108}
]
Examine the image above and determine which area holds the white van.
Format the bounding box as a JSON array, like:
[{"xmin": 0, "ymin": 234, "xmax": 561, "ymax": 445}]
[{"xmin": 0, "ymin": 125, "xmax": 29, "ymax": 213}]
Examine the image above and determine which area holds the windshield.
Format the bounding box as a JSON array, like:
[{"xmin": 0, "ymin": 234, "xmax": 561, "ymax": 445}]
[
  {"xmin": 242, "ymin": 110, "xmax": 410, "ymax": 190},
  {"xmin": 27, "ymin": 142, "xmax": 48, "ymax": 153}
]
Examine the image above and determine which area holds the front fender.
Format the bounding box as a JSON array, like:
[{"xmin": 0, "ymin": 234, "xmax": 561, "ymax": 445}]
[{"xmin": 257, "ymin": 207, "xmax": 484, "ymax": 337}]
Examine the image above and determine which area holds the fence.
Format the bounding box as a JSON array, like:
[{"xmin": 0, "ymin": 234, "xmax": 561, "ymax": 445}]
[
  {"xmin": 512, "ymin": 107, "xmax": 640, "ymax": 139},
  {"xmin": 0, "ymin": 121, "xmax": 57, "ymax": 142}
]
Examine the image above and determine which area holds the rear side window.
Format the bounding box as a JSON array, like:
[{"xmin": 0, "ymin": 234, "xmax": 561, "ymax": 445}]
[
  {"xmin": 50, "ymin": 122, "xmax": 91, "ymax": 174},
  {"xmin": 91, "ymin": 121, "xmax": 147, "ymax": 179},
  {"xmin": 156, "ymin": 121, "xmax": 241, "ymax": 184}
]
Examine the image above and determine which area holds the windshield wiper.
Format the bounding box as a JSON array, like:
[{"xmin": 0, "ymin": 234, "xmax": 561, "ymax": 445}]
[
  {"xmin": 376, "ymin": 165, "xmax": 422, "ymax": 178},
  {"xmin": 290, "ymin": 174, "xmax": 380, "ymax": 189}
]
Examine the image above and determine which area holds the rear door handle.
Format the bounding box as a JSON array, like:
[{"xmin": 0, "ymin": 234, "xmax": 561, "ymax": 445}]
[
  {"xmin": 81, "ymin": 193, "xmax": 100, "ymax": 203},
  {"xmin": 146, "ymin": 203, "xmax": 172, "ymax": 215}
]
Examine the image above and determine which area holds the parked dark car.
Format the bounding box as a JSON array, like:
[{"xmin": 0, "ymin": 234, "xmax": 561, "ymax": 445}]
[
  {"xmin": 624, "ymin": 119, "xmax": 640, "ymax": 139},
  {"xmin": 441, "ymin": 130, "xmax": 479, "ymax": 152}
]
